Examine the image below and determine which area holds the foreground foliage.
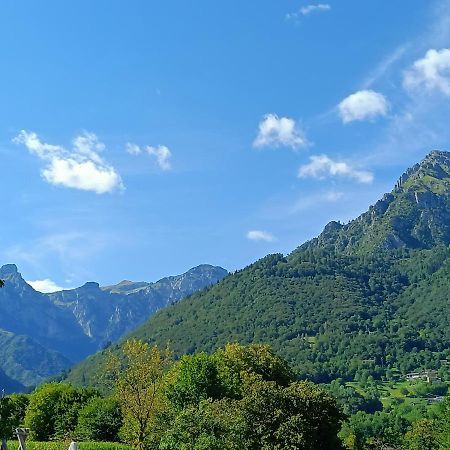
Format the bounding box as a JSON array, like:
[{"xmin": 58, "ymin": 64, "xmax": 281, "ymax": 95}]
[
  {"xmin": 5, "ymin": 340, "xmax": 450, "ymax": 448},
  {"xmin": 6, "ymin": 442, "xmax": 133, "ymax": 450},
  {"xmin": 2, "ymin": 342, "xmax": 345, "ymax": 449}
]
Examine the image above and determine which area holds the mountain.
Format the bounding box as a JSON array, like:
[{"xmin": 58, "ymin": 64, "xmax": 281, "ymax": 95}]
[
  {"xmin": 302, "ymin": 150, "xmax": 450, "ymax": 254},
  {"xmin": 67, "ymin": 150, "xmax": 450, "ymax": 387},
  {"xmin": 48, "ymin": 264, "xmax": 228, "ymax": 350},
  {"xmin": 0, "ymin": 264, "xmax": 227, "ymax": 391},
  {"xmin": 0, "ymin": 366, "xmax": 25, "ymax": 393}
]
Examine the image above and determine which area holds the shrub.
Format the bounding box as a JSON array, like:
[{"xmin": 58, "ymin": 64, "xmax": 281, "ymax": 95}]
[{"xmin": 76, "ymin": 397, "xmax": 123, "ymax": 442}]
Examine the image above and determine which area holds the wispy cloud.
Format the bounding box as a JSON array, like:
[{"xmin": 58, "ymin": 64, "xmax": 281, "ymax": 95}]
[
  {"xmin": 126, "ymin": 143, "xmax": 172, "ymax": 171},
  {"xmin": 287, "ymin": 4, "xmax": 331, "ymax": 20},
  {"xmin": 338, "ymin": 90, "xmax": 389, "ymax": 123},
  {"xmin": 13, "ymin": 131, "xmax": 123, "ymax": 194},
  {"xmin": 291, "ymin": 190, "xmax": 344, "ymax": 213},
  {"xmin": 253, "ymin": 114, "xmax": 309, "ymax": 150},
  {"xmin": 298, "ymin": 155, "xmax": 374, "ymax": 184},
  {"xmin": 126, "ymin": 143, "xmax": 141, "ymax": 156},
  {"xmin": 246, "ymin": 230, "xmax": 276, "ymax": 242},
  {"xmin": 27, "ymin": 278, "xmax": 69, "ymax": 293},
  {"xmin": 300, "ymin": 3, "xmax": 331, "ymax": 15},
  {"xmin": 4, "ymin": 231, "xmax": 116, "ymax": 277},
  {"xmin": 362, "ymin": 44, "xmax": 409, "ymax": 88}
]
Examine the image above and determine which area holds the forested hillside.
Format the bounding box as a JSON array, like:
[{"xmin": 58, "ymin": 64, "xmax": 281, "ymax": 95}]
[{"xmin": 67, "ymin": 151, "xmax": 450, "ymax": 386}]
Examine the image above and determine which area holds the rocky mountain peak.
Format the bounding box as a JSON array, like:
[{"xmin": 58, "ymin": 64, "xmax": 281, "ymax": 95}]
[
  {"xmin": 394, "ymin": 150, "xmax": 450, "ymax": 192},
  {"xmin": 0, "ymin": 264, "xmax": 19, "ymax": 276},
  {"xmin": 0, "ymin": 264, "xmax": 30, "ymax": 289},
  {"xmin": 80, "ymin": 281, "xmax": 101, "ymax": 290},
  {"xmin": 299, "ymin": 150, "xmax": 450, "ymax": 254}
]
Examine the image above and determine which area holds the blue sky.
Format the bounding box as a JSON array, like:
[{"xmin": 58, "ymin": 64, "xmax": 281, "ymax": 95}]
[{"xmin": 1, "ymin": 0, "xmax": 450, "ymax": 291}]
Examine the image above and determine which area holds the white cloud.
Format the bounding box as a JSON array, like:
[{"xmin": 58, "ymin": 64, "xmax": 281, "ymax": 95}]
[
  {"xmin": 338, "ymin": 90, "xmax": 389, "ymax": 123},
  {"xmin": 127, "ymin": 143, "xmax": 172, "ymax": 171},
  {"xmin": 27, "ymin": 278, "xmax": 68, "ymax": 293},
  {"xmin": 126, "ymin": 143, "xmax": 142, "ymax": 155},
  {"xmin": 13, "ymin": 131, "xmax": 123, "ymax": 194},
  {"xmin": 298, "ymin": 155, "xmax": 374, "ymax": 184},
  {"xmin": 299, "ymin": 4, "xmax": 331, "ymax": 15},
  {"xmin": 146, "ymin": 146, "xmax": 172, "ymax": 171},
  {"xmin": 287, "ymin": 4, "xmax": 330, "ymax": 20},
  {"xmin": 403, "ymin": 48, "xmax": 450, "ymax": 96},
  {"xmin": 246, "ymin": 230, "xmax": 275, "ymax": 242},
  {"xmin": 253, "ymin": 114, "xmax": 308, "ymax": 150}
]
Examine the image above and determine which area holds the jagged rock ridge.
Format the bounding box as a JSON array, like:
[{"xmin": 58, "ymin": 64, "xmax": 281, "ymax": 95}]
[{"xmin": 300, "ymin": 150, "xmax": 450, "ymax": 253}]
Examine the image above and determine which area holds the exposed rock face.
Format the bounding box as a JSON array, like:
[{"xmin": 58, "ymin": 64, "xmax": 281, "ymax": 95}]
[
  {"xmin": 301, "ymin": 150, "xmax": 450, "ymax": 254},
  {"xmin": 49, "ymin": 265, "xmax": 228, "ymax": 349},
  {"xmin": 0, "ymin": 264, "xmax": 227, "ymax": 390}
]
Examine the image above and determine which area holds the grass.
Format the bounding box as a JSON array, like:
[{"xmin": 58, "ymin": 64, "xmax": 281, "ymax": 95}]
[
  {"xmin": 6, "ymin": 442, "xmax": 134, "ymax": 450},
  {"xmin": 347, "ymin": 379, "xmax": 450, "ymax": 409}
]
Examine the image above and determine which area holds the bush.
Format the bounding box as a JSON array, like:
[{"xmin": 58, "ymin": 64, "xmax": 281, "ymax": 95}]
[
  {"xmin": 410, "ymin": 381, "xmax": 448, "ymax": 398},
  {"xmin": 75, "ymin": 397, "xmax": 123, "ymax": 442},
  {"xmin": 7, "ymin": 442, "xmax": 133, "ymax": 450},
  {"xmin": 0, "ymin": 393, "xmax": 29, "ymax": 439},
  {"xmin": 24, "ymin": 383, "xmax": 99, "ymax": 441}
]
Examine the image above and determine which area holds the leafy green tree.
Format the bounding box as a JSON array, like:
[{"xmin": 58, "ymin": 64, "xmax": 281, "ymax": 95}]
[
  {"xmin": 339, "ymin": 410, "xmax": 407, "ymax": 450},
  {"xmin": 75, "ymin": 396, "xmax": 123, "ymax": 442},
  {"xmin": 165, "ymin": 343, "xmax": 296, "ymax": 412},
  {"xmin": 25, "ymin": 383, "xmax": 71, "ymax": 440},
  {"xmin": 239, "ymin": 374, "xmax": 345, "ymax": 450},
  {"xmin": 0, "ymin": 394, "xmax": 28, "ymax": 439},
  {"xmin": 165, "ymin": 352, "xmax": 221, "ymax": 411},
  {"xmin": 143, "ymin": 343, "xmax": 344, "ymax": 449},
  {"xmin": 108, "ymin": 339, "xmax": 172, "ymax": 450},
  {"xmin": 409, "ymin": 381, "xmax": 448, "ymax": 398},
  {"xmin": 213, "ymin": 343, "xmax": 295, "ymax": 398},
  {"xmin": 327, "ymin": 380, "xmax": 382, "ymax": 415},
  {"xmin": 24, "ymin": 383, "xmax": 98, "ymax": 441},
  {"xmin": 404, "ymin": 418, "xmax": 440, "ymax": 450},
  {"xmin": 159, "ymin": 399, "xmax": 247, "ymax": 450},
  {"xmin": 2, "ymin": 394, "xmax": 28, "ymax": 439}
]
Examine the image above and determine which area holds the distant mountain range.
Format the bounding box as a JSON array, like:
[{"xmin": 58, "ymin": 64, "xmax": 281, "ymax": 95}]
[
  {"xmin": 67, "ymin": 150, "xmax": 450, "ymax": 388},
  {"xmin": 0, "ymin": 264, "xmax": 227, "ymax": 391}
]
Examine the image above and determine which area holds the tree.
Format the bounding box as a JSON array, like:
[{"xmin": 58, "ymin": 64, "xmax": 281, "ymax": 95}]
[
  {"xmin": 404, "ymin": 418, "xmax": 440, "ymax": 450},
  {"xmin": 1, "ymin": 394, "xmax": 28, "ymax": 439},
  {"xmin": 24, "ymin": 383, "xmax": 97, "ymax": 441},
  {"xmin": 108, "ymin": 339, "xmax": 171, "ymax": 450},
  {"xmin": 159, "ymin": 399, "xmax": 247, "ymax": 450},
  {"xmin": 161, "ymin": 371, "xmax": 345, "ymax": 450},
  {"xmin": 165, "ymin": 352, "xmax": 221, "ymax": 411},
  {"xmin": 239, "ymin": 374, "xmax": 346, "ymax": 450},
  {"xmin": 213, "ymin": 343, "xmax": 295, "ymax": 398},
  {"xmin": 75, "ymin": 396, "xmax": 122, "ymax": 442}
]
